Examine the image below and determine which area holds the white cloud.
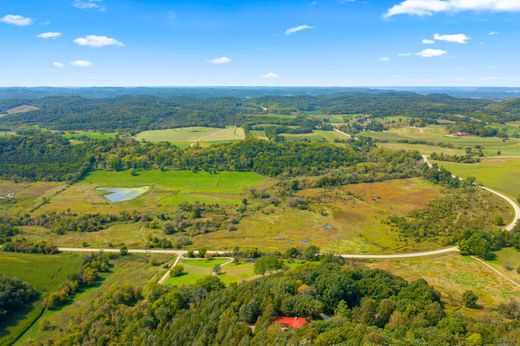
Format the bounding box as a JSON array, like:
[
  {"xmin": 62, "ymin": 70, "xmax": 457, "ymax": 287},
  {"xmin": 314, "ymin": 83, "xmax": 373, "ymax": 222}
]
[
  {"xmin": 416, "ymin": 48, "xmax": 447, "ymax": 58},
  {"xmin": 398, "ymin": 52, "xmax": 412, "ymax": 56},
  {"xmin": 379, "ymin": 57, "xmax": 390, "ymax": 62},
  {"xmin": 0, "ymin": 14, "xmax": 32, "ymax": 26},
  {"xmin": 285, "ymin": 24, "xmax": 314, "ymax": 35},
  {"xmin": 74, "ymin": 35, "xmax": 124, "ymax": 48},
  {"xmin": 422, "ymin": 39, "xmax": 435, "ymax": 44},
  {"xmin": 52, "ymin": 62, "xmax": 65, "ymax": 68},
  {"xmin": 73, "ymin": 0, "xmax": 106, "ymax": 11},
  {"xmin": 488, "ymin": 30, "xmax": 498, "ymax": 35},
  {"xmin": 208, "ymin": 56, "xmax": 231, "ymax": 64},
  {"xmin": 385, "ymin": 0, "xmax": 520, "ymax": 17},
  {"xmin": 433, "ymin": 33, "xmax": 470, "ymax": 44},
  {"xmin": 70, "ymin": 60, "xmax": 92, "ymax": 67},
  {"xmin": 37, "ymin": 32, "xmax": 62, "ymax": 39},
  {"xmin": 263, "ymin": 72, "xmax": 279, "ymax": 79}
]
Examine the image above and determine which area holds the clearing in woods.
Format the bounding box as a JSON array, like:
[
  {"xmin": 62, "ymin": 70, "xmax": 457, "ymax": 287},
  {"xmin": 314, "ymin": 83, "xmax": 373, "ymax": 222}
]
[{"xmin": 134, "ymin": 126, "xmax": 245, "ymax": 147}]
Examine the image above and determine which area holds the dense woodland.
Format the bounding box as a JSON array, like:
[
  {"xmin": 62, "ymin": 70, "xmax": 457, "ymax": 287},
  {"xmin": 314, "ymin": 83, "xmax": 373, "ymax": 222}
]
[
  {"xmin": 1, "ymin": 90, "xmax": 520, "ymax": 132},
  {"xmin": 39, "ymin": 260, "xmax": 520, "ymax": 345}
]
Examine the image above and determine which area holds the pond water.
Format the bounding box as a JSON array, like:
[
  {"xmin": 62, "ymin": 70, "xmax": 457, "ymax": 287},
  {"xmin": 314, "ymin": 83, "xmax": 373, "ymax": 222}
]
[{"xmin": 96, "ymin": 186, "xmax": 149, "ymax": 202}]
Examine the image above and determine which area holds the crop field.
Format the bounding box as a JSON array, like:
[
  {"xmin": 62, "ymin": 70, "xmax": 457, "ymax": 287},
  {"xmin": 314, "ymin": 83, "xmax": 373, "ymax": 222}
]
[
  {"xmin": 436, "ymin": 157, "xmax": 520, "ymax": 199},
  {"xmin": 0, "ymin": 180, "xmax": 65, "ymax": 215},
  {"xmin": 18, "ymin": 253, "xmax": 173, "ymax": 345},
  {"xmin": 37, "ymin": 170, "xmax": 270, "ymax": 215},
  {"xmin": 377, "ymin": 142, "xmax": 466, "ymax": 155},
  {"xmin": 0, "ymin": 252, "xmax": 83, "ymax": 345},
  {"xmin": 193, "ymin": 178, "xmax": 445, "ymax": 254},
  {"xmin": 63, "ymin": 131, "xmax": 118, "ymax": 140},
  {"xmin": 367, "ymin": 125, "xmax": 520, "ymax": 156},
  {"xmin": 366, "ymin": 252, "xmax": 520, "ymax": 314},
  {"xmin": 134, "ymin": 126, "xmax": 245, "ymax": 146}
]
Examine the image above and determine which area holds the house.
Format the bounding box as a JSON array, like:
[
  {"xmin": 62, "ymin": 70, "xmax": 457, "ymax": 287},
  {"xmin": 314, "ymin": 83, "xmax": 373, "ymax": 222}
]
[{"xmin": 273, "ymin": 316, "xmax": 307, "ymax": 329}]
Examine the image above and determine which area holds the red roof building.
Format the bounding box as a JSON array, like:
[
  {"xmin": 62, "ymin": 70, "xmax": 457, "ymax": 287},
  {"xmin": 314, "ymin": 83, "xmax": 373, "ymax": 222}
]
[{"xmin": 273, "ymin": 316, "xmax": 307, "ymax": 329}]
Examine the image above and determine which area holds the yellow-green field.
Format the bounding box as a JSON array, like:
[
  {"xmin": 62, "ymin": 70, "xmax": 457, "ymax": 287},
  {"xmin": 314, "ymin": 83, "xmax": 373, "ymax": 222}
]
[
  {"xmin": 368, "ymin": 125, "xmax": 520, "ymax": 156},
  {"xmin": 484, "ymin": 247, "xmax": 520, "ymax": 285},
  {"xmin": 0, "ymin": 252, "xmax": 83, "ymax": 345},
  {"xmin": 436, "ymin": 157, "xmax": 520, "ymax": 199},
  {"xmin": 63, "ymin": 131, "xmax": 118, "ymax": 140},
  {"xmin": 193, "ymin": 178, "xmax": 445, "ymax": 254},
  {"xmin": 36, "ymin": 170, "xmax": 270, "ymax": 215},
  {"xmin": 366, "ymin": 252, "xmax": 520, "ymax": 315},
  {"xmin": 0, "ymin": 180, "xmax": 65, "ymax": 215},
  {"xmin": 135, "ymin": 126, "xmax": 245, "ymax": 147}
]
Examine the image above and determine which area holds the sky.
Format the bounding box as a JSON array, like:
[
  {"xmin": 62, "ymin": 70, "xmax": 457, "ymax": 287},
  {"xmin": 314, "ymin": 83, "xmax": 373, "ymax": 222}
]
[{"xmin": 1, "ymin": 0, "xmax": 520, "ymax": 87}]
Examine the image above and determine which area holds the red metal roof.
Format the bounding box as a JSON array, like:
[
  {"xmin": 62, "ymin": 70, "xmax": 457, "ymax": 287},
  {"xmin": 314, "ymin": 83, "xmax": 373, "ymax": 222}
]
[{"xmin": 273, "ymin": 316, "xmax": 307, "ymax": 329}]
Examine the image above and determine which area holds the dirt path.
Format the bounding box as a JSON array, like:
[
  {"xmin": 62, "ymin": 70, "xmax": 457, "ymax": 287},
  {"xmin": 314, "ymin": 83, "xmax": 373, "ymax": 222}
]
[
  {"xmin": 333, "ymin": 128, "xmax": 351, "ymax": 138},
  {"xmin": 422, "ymin": 155, "xmax": 519, "ymax": 231}
]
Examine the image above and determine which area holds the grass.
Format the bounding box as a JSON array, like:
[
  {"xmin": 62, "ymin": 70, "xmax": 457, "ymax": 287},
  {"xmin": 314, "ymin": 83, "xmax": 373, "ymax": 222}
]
[
  {"xmin": 18, "ymin": 253, "xmax": 173, "ymax": 345},
  {"xmin": 367, "ymin": 125, "xmax": 520, "ymax": 156},
  {"xmin": 193, "ymin": 178, "xmax": 445, "ymax": 254},
  {"xmin": 0, "ymin": 180, "xmax": 65, "ymax": 215},
  {"xmin": 366, "ymin": 252, "xmax": 520, "ymax": 316},
  {"xmin": 484, "ymin": 247, "xmax": 520, "ymax": 285},
  {"xmin": 37, "ymin": 170, "xmax": 270, "ymax": 215},
  {"xmin": 435, "ymin": 157, "xmax": 520, "ymax": 199},
  {"xmin": 63, "ymin": 131, "xmax": 118, "ymax": 140},
  {"xmin": 0, "ymin": 252, "xmax": 83, "ymax": 345},
  {"xmin": 165, "ymin": 258, "xmax": 231, "ymax": 286},
  {"xmin": 135, "ymin": 126, "xmax": 245, "ymax": 145}
]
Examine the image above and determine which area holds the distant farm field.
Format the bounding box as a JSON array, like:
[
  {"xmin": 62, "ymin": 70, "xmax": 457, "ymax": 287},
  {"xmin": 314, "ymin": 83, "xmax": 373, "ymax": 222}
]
[
  {"xmin": 63, "ymin": 131, "xmax": 118, "ymax": 140},
  {"xmin": 37, "ymin": 170, "xmax": 270, "ymax": 214},
  {"xmin": 368, "ymin": 125, "xmax": 520, "ymax": 156},
  {"xmin": 0, "ymin": 252, "xmax": 82, "ymax": 345},
  {"xmin": 135, "ymin": 126, "xmax": 245, "ymax": 146},
  {"xmin": 193, "ymin": 178, "xmax": 445, "ymax": 254},
  {"xmin": 436, "ymin": 157, "xmax": 520, "ymax": 199},
  {"xmin": 0, "ymin": 179, "xmax": 65, "ymax": 215}
]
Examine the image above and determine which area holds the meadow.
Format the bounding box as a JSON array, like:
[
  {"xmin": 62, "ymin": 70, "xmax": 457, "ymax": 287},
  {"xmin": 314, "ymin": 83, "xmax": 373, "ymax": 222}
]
[
  {"xmin": 18, "ymin": 253, "xmax": 173, "ymax": 345},
  {"xmin": 0, "ymin": 252, "xmax": 83, "ymax": 345},
  {"xmin": 37, "ymin": 170, "xmax": 270, "ymax": 215},
  {"xmin": 193, "ymin": 178, "xmax": 446, "ymax": 254},
  {"xmin": 63, "ymin": 131, "xmax": 118, "ymax": 140},
  {"xmin": 367, "ymin": 125, "xmax": 520, "ymax": 156},
  {"xmin": 367, "ymin": 252, "xmax": 520, "ymax": 316},
  {"xmin": 134, "ymin": 126, "xmax": 245, "ymax": 147},
  {"xmin": 436, "ymin": 157, "xmax": 520, "ymax": 199},
  {"xmin": 0, "ymin": 180, "xmax": 65, "ymax": 215}
]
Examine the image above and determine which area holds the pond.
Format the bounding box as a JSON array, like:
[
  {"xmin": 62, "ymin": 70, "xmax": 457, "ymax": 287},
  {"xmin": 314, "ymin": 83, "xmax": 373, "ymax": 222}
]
[{"xmin": 96, "ymin": 186, "xmax": 149, "ymax": 202}]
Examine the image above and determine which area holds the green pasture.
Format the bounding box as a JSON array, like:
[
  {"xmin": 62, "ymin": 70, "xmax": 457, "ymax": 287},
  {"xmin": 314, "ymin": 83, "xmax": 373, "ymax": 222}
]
[
  {"xmin": 63, "ymin": 131, "xmax": 118, "ymax": 140},
  {"xmin": 0, "ymin": 252, "xmax": 82, "ymax": 345},
  {"xmin": 134, "ymin": 126, "xmax": 245, "ymax": 145}
]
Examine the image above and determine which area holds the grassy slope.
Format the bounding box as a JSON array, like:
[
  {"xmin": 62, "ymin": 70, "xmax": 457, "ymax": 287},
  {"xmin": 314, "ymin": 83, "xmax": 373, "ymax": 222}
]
[
  {"xmin": 0, "ymin": 253, "xmax": 83, "ymax": 345},
  {"xmin": 436, "ymin": 157, "xmax": 520, "ymax": 199},
  {"xmin": 18, "ymin": 253, "xmax": 173, "ymax": 345},
  {"xmin": 0, "ymin": 180, "xmax": 65, "ymax": 216},
  {"xmin": 134, "ymin": 126, "xmax": 245, "ymax": 144},
  {"xmin": 63, "ymin": 131, "xmax": 118, "ymax": 140}
]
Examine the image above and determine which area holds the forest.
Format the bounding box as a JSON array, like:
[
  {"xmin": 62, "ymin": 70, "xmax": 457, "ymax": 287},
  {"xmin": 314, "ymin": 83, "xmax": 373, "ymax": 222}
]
[{"xmin": 44, "ymin": 259, "xmax": 520, "ymax": 345}]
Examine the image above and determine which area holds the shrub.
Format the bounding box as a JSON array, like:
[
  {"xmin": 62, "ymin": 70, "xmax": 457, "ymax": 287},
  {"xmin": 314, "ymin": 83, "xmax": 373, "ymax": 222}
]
[
  {"xmin": 462, "ymin": 290, "xmax": 479, "ymax": 309},
  {"xmin": 170, "ymin": 265, "xmax": 184, "ymax": 277}
]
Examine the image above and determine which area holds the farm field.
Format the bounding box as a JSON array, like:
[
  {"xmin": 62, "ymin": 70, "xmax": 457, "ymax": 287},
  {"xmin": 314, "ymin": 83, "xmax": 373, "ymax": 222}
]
[
  {"xmin": 0, "ymin": 252, "xmax": 83, "ymax": 345},
  {"xmin": 366, "ymin": 252, "xmax": 520, "ymax": 314},
  {"xmin": 6, "ymin": 105, "xmax": 38, "ymax": 114},
  {"xmin": 0, "ymin": 180, "xmax": 65, "ymax": 215},
  {"xmin": 36, "ymin": 170, "xmax": 270, "ymax": 214},
  {"xmin": 63, "ymin": 131, "xmax": 118, "ymax": 140},
  {"xmin": 377, "ymin": 142, "xmax": 467, "ymax": 155},
  {"xmin": 134, "ymin": 126, "xmax": 245, "ymax": 146},
  {"xmin": 193, "ymin": 178, "xmax": 446, "ymax": 254},
  {"xmin": 436, "ymin": 157, "xmax": 520, "ymax": 199},
  {"xmin": 367, "ymin": 125, "xmax": 520, "ymax": 156},
  {"xmin": 18, "ymin": 253, "xmax": 172, "ymax": 345}
]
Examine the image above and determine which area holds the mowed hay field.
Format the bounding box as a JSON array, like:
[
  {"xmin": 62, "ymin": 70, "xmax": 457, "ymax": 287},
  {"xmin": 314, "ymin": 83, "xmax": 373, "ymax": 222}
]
[
  {"xmin": 366, "ymin": 252, "xmax": 520, "ymax": 314},
  {"xmin": 37, "ymin": 170, "xmax": 271, "ymax": 215},
  {"xmin": 368, "ymin": 125, "xmax": 520, "ymax": 156},
  {"xmin": 0, "ymin": 180, "xmax": 65, "ymax": 215},
  {"xmin": 135, "ymin": 126, "xmax": 245, "ymax": 147},
  {"xmin": 194, "ymin": 178, "xmax": 444, "ymax": 254},
  {"xmin": 0, "ymin": 252, "xmax": 83, "ymax": 345},
  {"xmin": 19, "ymin": 254, "xmax": 173, "ymax": 345},
  {"xmin": 436, "ymin": 157, "xmax": 520, "ymax": 199}
]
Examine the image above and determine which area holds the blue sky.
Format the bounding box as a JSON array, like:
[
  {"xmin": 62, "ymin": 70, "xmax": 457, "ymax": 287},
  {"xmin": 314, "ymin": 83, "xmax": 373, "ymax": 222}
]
[{"xmin": 1, "ymin": 0, "xmax": 519, "ymax": 87}]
